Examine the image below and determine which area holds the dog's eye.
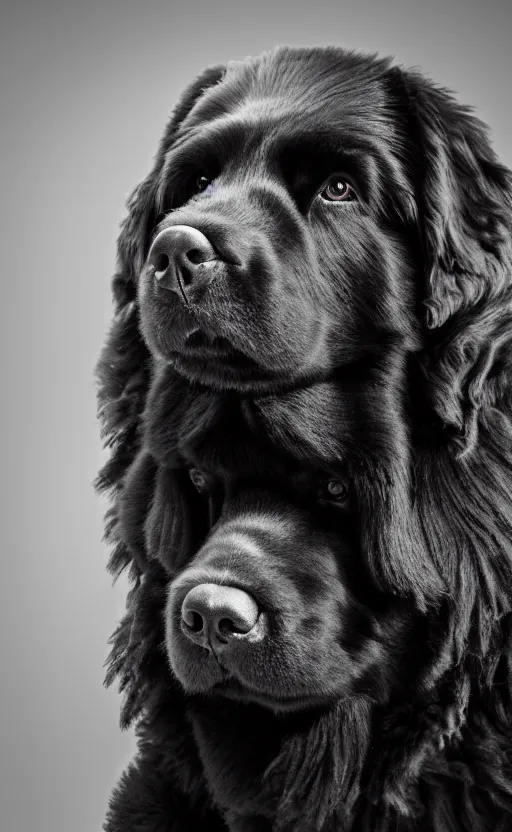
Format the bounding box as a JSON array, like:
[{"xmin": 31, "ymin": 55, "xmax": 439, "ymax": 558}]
[
  {"xmin": 189, "ymin": 468, "xmax": 208, "ymax": 493},
  {"xmin": 317, "ymin": 479, "xmax": 351, "ymax": 504},
  {"xmin": 195, "ymin": 176, "xmax": 215, "ymax": 195},
  {"xmin": 319, "ymin": 176, "xmax": 356, "ymax": 203}
]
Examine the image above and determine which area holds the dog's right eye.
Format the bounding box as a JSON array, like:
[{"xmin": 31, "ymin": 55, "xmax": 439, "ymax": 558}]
[
  {"xmin": 316, "ymin": 478, "xmax": 351, "ymax": 506},
  {"xmin": 318, "ymin": 176, "xmax": 356, "ymax": 203}
]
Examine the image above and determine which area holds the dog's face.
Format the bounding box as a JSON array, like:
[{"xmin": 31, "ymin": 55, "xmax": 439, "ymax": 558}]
[
  {"xmin": 165, "ymin": 456, "xmax": 409, "ymax": 714},
  {"xmin": 137, "ymin": 48, "xmax": 421, "ymax": 393}
]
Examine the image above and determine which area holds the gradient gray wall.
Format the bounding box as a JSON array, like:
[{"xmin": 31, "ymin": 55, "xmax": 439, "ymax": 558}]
[{"xmin": 1, "ymin": 0, "xmax": 511, "ymax": 830}]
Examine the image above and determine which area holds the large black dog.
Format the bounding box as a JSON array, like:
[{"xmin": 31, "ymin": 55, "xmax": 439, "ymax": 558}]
[{"xmin": 95, "ymin": 46, "xmax": 512, "ymax": 831}]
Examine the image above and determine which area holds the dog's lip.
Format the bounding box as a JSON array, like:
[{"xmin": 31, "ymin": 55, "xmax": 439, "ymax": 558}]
[
  {"xmin": 184, "ymin": 328, "xmax": 231, "ymax": 351},
  {"xmin": 176, "ymin": 329, "xmax": 262, "ymax": 367},
  {"xmin": 210, "ymin": 675, "xmax": 333, "ymax": 712}
]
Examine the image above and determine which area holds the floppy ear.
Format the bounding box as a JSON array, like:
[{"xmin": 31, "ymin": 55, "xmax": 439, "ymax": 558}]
[
  {"xmin": 95, "ymin": 63, "xmax": 227, "ymax": 579},
  {"xmin": 140, "ymin": 365, "xmax": 228, "ymax": 571},
  {"xmin": 253, "ymin": 380, "xmax": 446, "ymax": 608},
  {"xmin": 399, "ymin": 68, "xmax": 512, "ymax": 454},
  {"xmin": 145, "ymin": 464, "xmax": 212, "ymax": 574}
]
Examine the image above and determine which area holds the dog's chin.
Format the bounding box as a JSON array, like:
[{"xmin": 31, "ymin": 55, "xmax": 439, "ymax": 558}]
[
  {"xmin": 169, "ymin": 639, "xmax": 338, "ymax": 714},
  {"xmin": 207, "ymin": 677, "xmax": 336, "ymax": 715},
  {"xmin": 167, "ymin": 343, "xmax": 304, "ymax": 392},
  {"xmin": 171, "ymin": 329, "xmax": 273, "ymax": 380},
  {"xmin": 139, "ymin": 286, "xmax": 331, "ymax": 391},
  {"xmin": 146, "ymin": 325, "xmax": 315, "ymax": 392}
]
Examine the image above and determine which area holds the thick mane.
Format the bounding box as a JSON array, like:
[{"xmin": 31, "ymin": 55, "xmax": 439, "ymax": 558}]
[
  {"xmin": 396, "ymin": 66, "xmax": 512, "ymax": 454},
  {"xmin": 397, "ymin": 57, "xmax": 512, "ymax": 727}
]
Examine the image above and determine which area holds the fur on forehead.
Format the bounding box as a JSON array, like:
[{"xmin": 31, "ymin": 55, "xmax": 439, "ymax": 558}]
[{"xmin": 179, "ymin": 45, "xmax": 401, "ymax": 143}]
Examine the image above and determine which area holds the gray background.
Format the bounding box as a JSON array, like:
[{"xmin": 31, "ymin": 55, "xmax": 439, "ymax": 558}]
[{"xmin": 1, "ymin": 0, "xmax": 511, "ymax": 830}]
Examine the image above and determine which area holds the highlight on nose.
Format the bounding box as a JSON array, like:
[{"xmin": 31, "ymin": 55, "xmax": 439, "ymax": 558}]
[
  {"xmin": 181, "ymin": 583, "xmax": 260, "ymax": 649},
  {"xmin": 147, "ymin": 225, "xmax": 218, "ymax": 292}
]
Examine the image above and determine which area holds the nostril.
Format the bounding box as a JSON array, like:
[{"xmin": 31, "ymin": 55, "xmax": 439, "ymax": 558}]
[
  {"xmin": 218, "ymin": 617, "xmax": 243, "ymax": 636},
  {"xmin": 186, "ymin": 247, "xmax": 208, "ymax": 265},
  {"xmin": 153, "ymin": 252, "xmax": 170, "ymax": 279},
  {"xmin": 183, "ymin": 610, "xmax": 204, "ymax": 632}
]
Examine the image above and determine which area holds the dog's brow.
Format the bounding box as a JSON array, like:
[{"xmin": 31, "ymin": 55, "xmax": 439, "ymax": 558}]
[
  {"xmin": 168, "ymin": 111, "xmax": 409, "ymax": 188},
  {"xmin": 170, "ymin": 118, "xmax": 248, "ymax": 163},
  {"xmin": 174, "ymin": 116, "xmax": 372, "ymax": 160}
]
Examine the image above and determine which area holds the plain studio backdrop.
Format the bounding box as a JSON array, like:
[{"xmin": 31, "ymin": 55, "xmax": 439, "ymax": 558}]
[{"xmin": 1, "ymin": 0, "xmax": 510, "ymax": 830}]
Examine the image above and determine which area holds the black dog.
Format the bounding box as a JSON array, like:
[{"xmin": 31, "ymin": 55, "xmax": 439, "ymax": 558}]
[{"xmin": 96, "ymin": 45, "xmax": 512, "ymax": 831}]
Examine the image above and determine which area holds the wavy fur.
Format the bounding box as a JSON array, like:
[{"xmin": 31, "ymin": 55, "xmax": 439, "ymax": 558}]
[{"xmin": 95, "ymin": 46, "xmax": 512, "ymax": 831}]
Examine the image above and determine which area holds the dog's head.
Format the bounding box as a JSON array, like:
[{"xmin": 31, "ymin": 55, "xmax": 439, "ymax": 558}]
[
  {"xmin": 108, "ymin": 45, "xmax": 511, "ymax": 405},
  {"xmin": 163, "ymin": 455, "xmax": 411, "ymax": 715},
  {"xmin": 137, "ymin": 48, "xmax": 421, "ymax": 393}
]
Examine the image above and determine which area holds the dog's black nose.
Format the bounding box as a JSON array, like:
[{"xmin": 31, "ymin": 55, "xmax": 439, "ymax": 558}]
[
  {"xmin": 148, "ymin": 225, "xmax": 218, "ymax": 294},
  {"xmin": 181, "ymin": 583, "xmax": 259, "ymax": 650}
]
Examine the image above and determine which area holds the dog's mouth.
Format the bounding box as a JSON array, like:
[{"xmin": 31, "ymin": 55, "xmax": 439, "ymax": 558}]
[
  {"xmin": 209, "ymin": 675, "xmax": 334, "ymax": 714},
  {"xmin": 183, "ymin": 329, "xmax": 248, "ymax": 358},
  {"xmin": 169, "ymin": 328, "xmax": 276, "ymax": 377}
]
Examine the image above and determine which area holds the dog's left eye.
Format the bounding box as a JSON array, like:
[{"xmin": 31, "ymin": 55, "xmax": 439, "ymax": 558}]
[
  {"xmin": 319, "ymin": 176, "xmax": 356, "ymax": 203},
  {"xmin": 195, "ymin": 176, "xmax": 215, "ymax": 196},
  {"xmin": 317, "ymin": 479, "xmax": 351, "ymax": 504}
]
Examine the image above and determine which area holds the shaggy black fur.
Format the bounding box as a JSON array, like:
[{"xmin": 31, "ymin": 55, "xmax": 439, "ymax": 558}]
[{"xmin": 95, "ymin": 45, "xmax": 512, "ymax": 831}]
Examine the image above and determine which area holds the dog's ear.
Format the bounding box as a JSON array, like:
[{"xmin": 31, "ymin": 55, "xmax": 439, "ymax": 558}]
[
  {"xmin": 95, "ymin": 64, "xmax": 226, "ymax": 577},
  {"xmin": 145, "ymin": 464, "xmax": 211, "ymax": 574},
  {"xmin": 116, "ymin": 451, "xmax": 211, "ymax": 575},
  {"xmin": 115, "ymin": 451, "xmax": 157, "ymax": 573},
  {"xmin": 397, "ymin": 67, "xmax": 512, "ymax": 454}
]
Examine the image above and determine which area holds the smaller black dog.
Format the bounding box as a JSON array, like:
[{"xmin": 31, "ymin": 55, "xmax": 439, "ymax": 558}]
[
  {"xmin": 164, "ymin": 458, "xmax": 413, "ymax": 830},
  {"xmin": 102, "ymin": 362, "xmax": 425, "ymax": 832},
  {"xmin": 115, "ymin": 407, "xmax": 414, "ymax": 832},
  {"xmin": 166, "ymin": 456, "xmax": 405, "ymax": 704}
]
